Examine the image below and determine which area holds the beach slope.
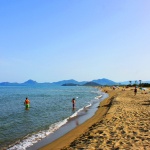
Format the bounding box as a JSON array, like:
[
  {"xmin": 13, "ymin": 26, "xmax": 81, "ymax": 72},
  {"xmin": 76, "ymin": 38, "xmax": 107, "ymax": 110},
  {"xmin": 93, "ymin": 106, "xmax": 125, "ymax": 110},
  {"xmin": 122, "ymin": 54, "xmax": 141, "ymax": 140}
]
[{"xmin": 40, "ymin": 87, "xmax": 150, "ymax": 150}]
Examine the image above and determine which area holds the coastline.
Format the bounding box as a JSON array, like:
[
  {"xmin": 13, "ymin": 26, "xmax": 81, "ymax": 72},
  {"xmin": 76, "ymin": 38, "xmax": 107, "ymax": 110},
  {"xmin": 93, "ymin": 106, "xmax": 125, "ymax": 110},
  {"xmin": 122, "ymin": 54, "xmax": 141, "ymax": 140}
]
[
  {"xmin": 4, "ymin": 86, "xmax": 102, "ymax": 150},
  {"xmin": 40, "ymin": 87, "xmax": 115, "ymax": 150},
  {"xmin": 27, "ymin": 88, "xmax": 107, "ymax": 150},
  {"xmin": 40, "ymin": 87, "xmax": 150, "ymax": 150}
]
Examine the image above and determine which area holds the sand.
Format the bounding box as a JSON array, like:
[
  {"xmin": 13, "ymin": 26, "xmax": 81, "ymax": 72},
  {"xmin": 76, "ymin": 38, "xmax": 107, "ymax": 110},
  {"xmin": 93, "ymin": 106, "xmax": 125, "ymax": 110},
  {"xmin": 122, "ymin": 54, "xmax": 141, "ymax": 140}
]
[{"xmin": 40, "ymin": 87, "xmax": 150, "ymax": 150}]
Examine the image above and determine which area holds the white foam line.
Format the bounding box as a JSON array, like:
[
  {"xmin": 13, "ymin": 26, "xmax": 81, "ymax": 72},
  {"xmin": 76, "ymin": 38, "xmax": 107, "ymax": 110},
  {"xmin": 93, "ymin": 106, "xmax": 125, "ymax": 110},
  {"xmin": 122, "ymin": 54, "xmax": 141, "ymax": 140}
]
[
  {"xmin": 95, "ymin": 95, "xmax": 102, "ymax": 99},
  {"xmin": 69, "ymin": 101, "xmax": 93, "ymax": 119},
  {"xmin": 8, "ymin": 97, "xmax": 97, "ymax": 150},
  {"xmin": 8, "ymin": 119, "xmax": 68, "ymax": 150}
]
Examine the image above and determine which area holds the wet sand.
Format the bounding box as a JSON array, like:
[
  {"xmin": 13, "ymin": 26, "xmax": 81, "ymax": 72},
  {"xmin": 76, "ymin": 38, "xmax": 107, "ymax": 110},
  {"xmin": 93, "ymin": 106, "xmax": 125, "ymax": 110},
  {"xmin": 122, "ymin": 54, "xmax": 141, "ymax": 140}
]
[
  {"xmin": 40, "ymin": 87, "xmax": 150, "ymax": 150},
  {"xmin": 28, "ymin": 93, "xmax": 108, "ymax": 150}
]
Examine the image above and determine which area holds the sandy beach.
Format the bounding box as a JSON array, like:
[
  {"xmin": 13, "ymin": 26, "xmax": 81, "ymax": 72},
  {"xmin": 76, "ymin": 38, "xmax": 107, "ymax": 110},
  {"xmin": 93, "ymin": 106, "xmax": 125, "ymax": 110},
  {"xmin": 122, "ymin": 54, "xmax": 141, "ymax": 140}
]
[{"xmin": 40, "ymin": 87, "xmax": 150, "ymax": 150}]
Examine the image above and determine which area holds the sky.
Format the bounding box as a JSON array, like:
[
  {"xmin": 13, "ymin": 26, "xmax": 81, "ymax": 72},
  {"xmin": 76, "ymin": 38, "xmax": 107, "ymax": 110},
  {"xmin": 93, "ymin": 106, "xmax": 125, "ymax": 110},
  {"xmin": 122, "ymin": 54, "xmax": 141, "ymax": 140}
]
[{"xmin": 0, "ymin": 0, "xmax": 150, "ymax": 83}]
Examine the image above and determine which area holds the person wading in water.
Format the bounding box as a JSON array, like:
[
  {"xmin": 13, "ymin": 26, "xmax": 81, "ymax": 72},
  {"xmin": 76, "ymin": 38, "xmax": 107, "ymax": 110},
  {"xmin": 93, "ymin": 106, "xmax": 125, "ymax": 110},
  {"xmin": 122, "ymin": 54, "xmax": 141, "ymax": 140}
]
[
  {"xmin": 24, "ymin": 97, "xmax": 30, "ymax": 110},
  {"xmin": 72, "ymin": 98, "xmax": 76, "ymax": 109}
]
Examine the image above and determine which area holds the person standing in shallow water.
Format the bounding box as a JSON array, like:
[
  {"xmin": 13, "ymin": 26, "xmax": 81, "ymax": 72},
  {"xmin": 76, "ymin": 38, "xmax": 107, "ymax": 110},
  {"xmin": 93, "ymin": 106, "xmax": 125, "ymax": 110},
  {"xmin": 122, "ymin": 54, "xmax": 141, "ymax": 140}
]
[
  {"xmin": 72, "ymin": 98, "xmax": 76, "ymax": 109},
  {"xmin": 134, "ymin": 87, "xmax": 137, "ymax": 95},
  {"xmin": 24, "ymin": 97, "xmax": 30, "ymax": 109}
]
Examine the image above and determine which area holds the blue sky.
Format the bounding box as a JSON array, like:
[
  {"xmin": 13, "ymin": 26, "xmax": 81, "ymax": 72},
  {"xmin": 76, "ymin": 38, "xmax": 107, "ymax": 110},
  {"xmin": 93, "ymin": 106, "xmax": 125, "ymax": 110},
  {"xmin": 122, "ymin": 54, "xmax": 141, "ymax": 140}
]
[{"xmin": 0, "ymin": 0, "xmax": 150, "ymax": 83}]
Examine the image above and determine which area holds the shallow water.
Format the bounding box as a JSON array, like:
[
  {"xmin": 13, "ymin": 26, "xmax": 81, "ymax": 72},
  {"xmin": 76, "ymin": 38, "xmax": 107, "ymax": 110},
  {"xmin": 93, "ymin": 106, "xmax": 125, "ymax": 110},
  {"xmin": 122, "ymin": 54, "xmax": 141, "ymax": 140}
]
[{"xmin": 0, "ymin": 85, "xmax": 102, "ymax": 150}]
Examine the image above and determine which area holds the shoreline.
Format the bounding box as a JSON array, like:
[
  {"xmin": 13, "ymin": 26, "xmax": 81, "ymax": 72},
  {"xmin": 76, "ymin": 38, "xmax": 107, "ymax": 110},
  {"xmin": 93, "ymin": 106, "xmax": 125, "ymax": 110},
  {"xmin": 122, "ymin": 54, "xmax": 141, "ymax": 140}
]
[
  {"xmin": 40, "ymin": 88, "xmax": 115, "ymax": 150},
  {"xmin": 27, "ymin": 88, "xmax": 108, "ymax": 150},
  {"xmin": 40, "ymin": 87, "xmax": 150, "ymax": 150}
]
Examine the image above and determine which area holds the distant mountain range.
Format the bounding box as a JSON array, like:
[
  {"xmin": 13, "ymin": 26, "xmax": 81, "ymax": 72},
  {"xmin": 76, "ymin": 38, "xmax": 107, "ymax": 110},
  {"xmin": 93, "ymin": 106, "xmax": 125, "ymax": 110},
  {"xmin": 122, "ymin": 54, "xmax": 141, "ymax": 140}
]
[{"xmin": 0, "ymin": 78, "xmax": 150, "ymax": 86}]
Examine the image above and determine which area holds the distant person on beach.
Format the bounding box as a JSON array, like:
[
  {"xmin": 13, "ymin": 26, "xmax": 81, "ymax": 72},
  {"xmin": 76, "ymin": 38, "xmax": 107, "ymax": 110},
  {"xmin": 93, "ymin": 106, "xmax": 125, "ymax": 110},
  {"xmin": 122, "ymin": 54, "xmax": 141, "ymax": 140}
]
[
  {"xmin": 24, "ymin": 97, "xmax": 30, "ymax": 109},
  {"xmin": 72, "ymin": 98, "xmax": 76, "ymax": 109},
  {"xmin": 134, "ymin": 87, "xmax": 137, "ymax": 95}
]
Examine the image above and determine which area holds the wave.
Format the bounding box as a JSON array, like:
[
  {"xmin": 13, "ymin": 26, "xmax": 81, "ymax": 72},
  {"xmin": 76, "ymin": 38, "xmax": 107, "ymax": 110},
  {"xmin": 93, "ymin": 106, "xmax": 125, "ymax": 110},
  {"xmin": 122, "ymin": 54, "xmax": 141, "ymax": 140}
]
[
  {"xmin": 68, "ymin": 102, "xmax": 92, "ymax": 120},
  {"xmin": 8, "ymin": 119, "xmax": 68, "ymax": 150},
  {"xmin": 8, "ymin": 97, "xmax": 99, "ymax": 150},
  {"xmin": 95, "ymin": 95, "xmax": 102, "ymax": 99},
  {"xmin": 8, "ymin": 94, "xmax": 102, "ymax": 150}
]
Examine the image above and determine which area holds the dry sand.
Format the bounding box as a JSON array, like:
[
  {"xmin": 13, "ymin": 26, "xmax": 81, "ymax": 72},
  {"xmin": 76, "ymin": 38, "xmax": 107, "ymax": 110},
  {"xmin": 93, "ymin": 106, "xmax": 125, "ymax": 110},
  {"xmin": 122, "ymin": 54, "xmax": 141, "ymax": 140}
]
[{"xmin": 40, "ymin": 87, "xmax": 150, "ymax": 150}]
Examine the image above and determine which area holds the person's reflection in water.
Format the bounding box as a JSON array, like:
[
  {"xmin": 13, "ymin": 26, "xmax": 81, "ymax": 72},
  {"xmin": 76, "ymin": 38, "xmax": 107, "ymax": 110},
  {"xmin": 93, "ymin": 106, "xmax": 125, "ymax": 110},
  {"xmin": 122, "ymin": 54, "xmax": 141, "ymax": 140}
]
[{"xmin": 75, "ymin": 119, "xmax": 79, "ymax": 126}]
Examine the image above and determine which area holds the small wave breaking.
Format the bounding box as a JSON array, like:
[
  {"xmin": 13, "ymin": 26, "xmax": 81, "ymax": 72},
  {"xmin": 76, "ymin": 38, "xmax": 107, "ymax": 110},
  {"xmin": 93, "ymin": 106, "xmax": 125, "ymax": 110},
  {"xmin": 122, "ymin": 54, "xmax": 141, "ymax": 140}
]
[{"xmin": 8, "ymin": 95, "xmax": 102, "ymax": 150}]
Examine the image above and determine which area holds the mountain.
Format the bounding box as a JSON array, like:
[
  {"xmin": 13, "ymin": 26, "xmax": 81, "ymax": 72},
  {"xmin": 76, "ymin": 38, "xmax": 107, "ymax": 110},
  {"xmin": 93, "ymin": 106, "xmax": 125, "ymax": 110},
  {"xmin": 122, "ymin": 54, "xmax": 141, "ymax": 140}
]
[
  {"xmin": 0, "ymin": 79, "xmax": 38, "ymax": 86},
  {"xmin": 119, "ymin": 80, "xmax": 150, "ymax": 85},
  {"xmin": 50, "ymin": 79, "xmax": 87, "ymax": 86},
  {"xmin": 0, "ymin": 78, "xmax": 117, "ymax": 86},
  {"xmin": 1, "ymin": 78, "xmax": 149, "ymax": 86},
  {"xmin": 22, "ymin": 79, "xmax": 38, "ymax": 85},
  {"xmin": 92, "ymin": 78, "xmax": 117, "ymax": 85},
  {"xmin": 50, "ymin": 79, "xmax": 78, "ymax": 86},
  {"xmin": 0, "ymin": 82, "xmax": 19, "ymax": 86},
  {"xmin": 83, "ymin": 81, "xmax": 100, "ymax": 86}
]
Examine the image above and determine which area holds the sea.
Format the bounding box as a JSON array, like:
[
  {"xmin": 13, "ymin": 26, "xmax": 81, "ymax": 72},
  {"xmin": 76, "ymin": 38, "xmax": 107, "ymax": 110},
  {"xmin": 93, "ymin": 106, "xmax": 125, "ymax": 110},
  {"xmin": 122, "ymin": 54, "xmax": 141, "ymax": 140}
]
[{"xmin": 0, "ymin": 85, "xmax": 107, "ymax": 150}]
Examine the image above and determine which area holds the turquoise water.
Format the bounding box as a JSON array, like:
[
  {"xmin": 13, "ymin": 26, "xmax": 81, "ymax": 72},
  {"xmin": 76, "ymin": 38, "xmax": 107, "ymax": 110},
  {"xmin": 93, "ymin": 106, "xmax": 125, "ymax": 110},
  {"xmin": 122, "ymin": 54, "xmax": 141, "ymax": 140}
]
[{"xmin": 0, "ymin": 85, "xmax": 101, "ymax": 149}]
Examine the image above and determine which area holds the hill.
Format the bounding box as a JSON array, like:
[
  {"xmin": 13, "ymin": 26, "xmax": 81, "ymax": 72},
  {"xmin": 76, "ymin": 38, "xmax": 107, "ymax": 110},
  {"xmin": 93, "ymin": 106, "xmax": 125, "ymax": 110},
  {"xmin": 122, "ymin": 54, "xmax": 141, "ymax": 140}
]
[
  {"xmin": 83, "ymin": 82, "xmax": 100, "ymax": 86},
  {"xmin": 1, "ymin": 78, "xmax": 150, "ymax": 86},
  {"xmin": 92, "ymin": 78, "xmax": 117, "ymax": 85},
  {"xmin": 22, "ymin": 79, "xmax": 38, "ymax": 85},
  {"xmin": 50, "ymin": 79, "xmax": 87, "ymax": 86}
]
